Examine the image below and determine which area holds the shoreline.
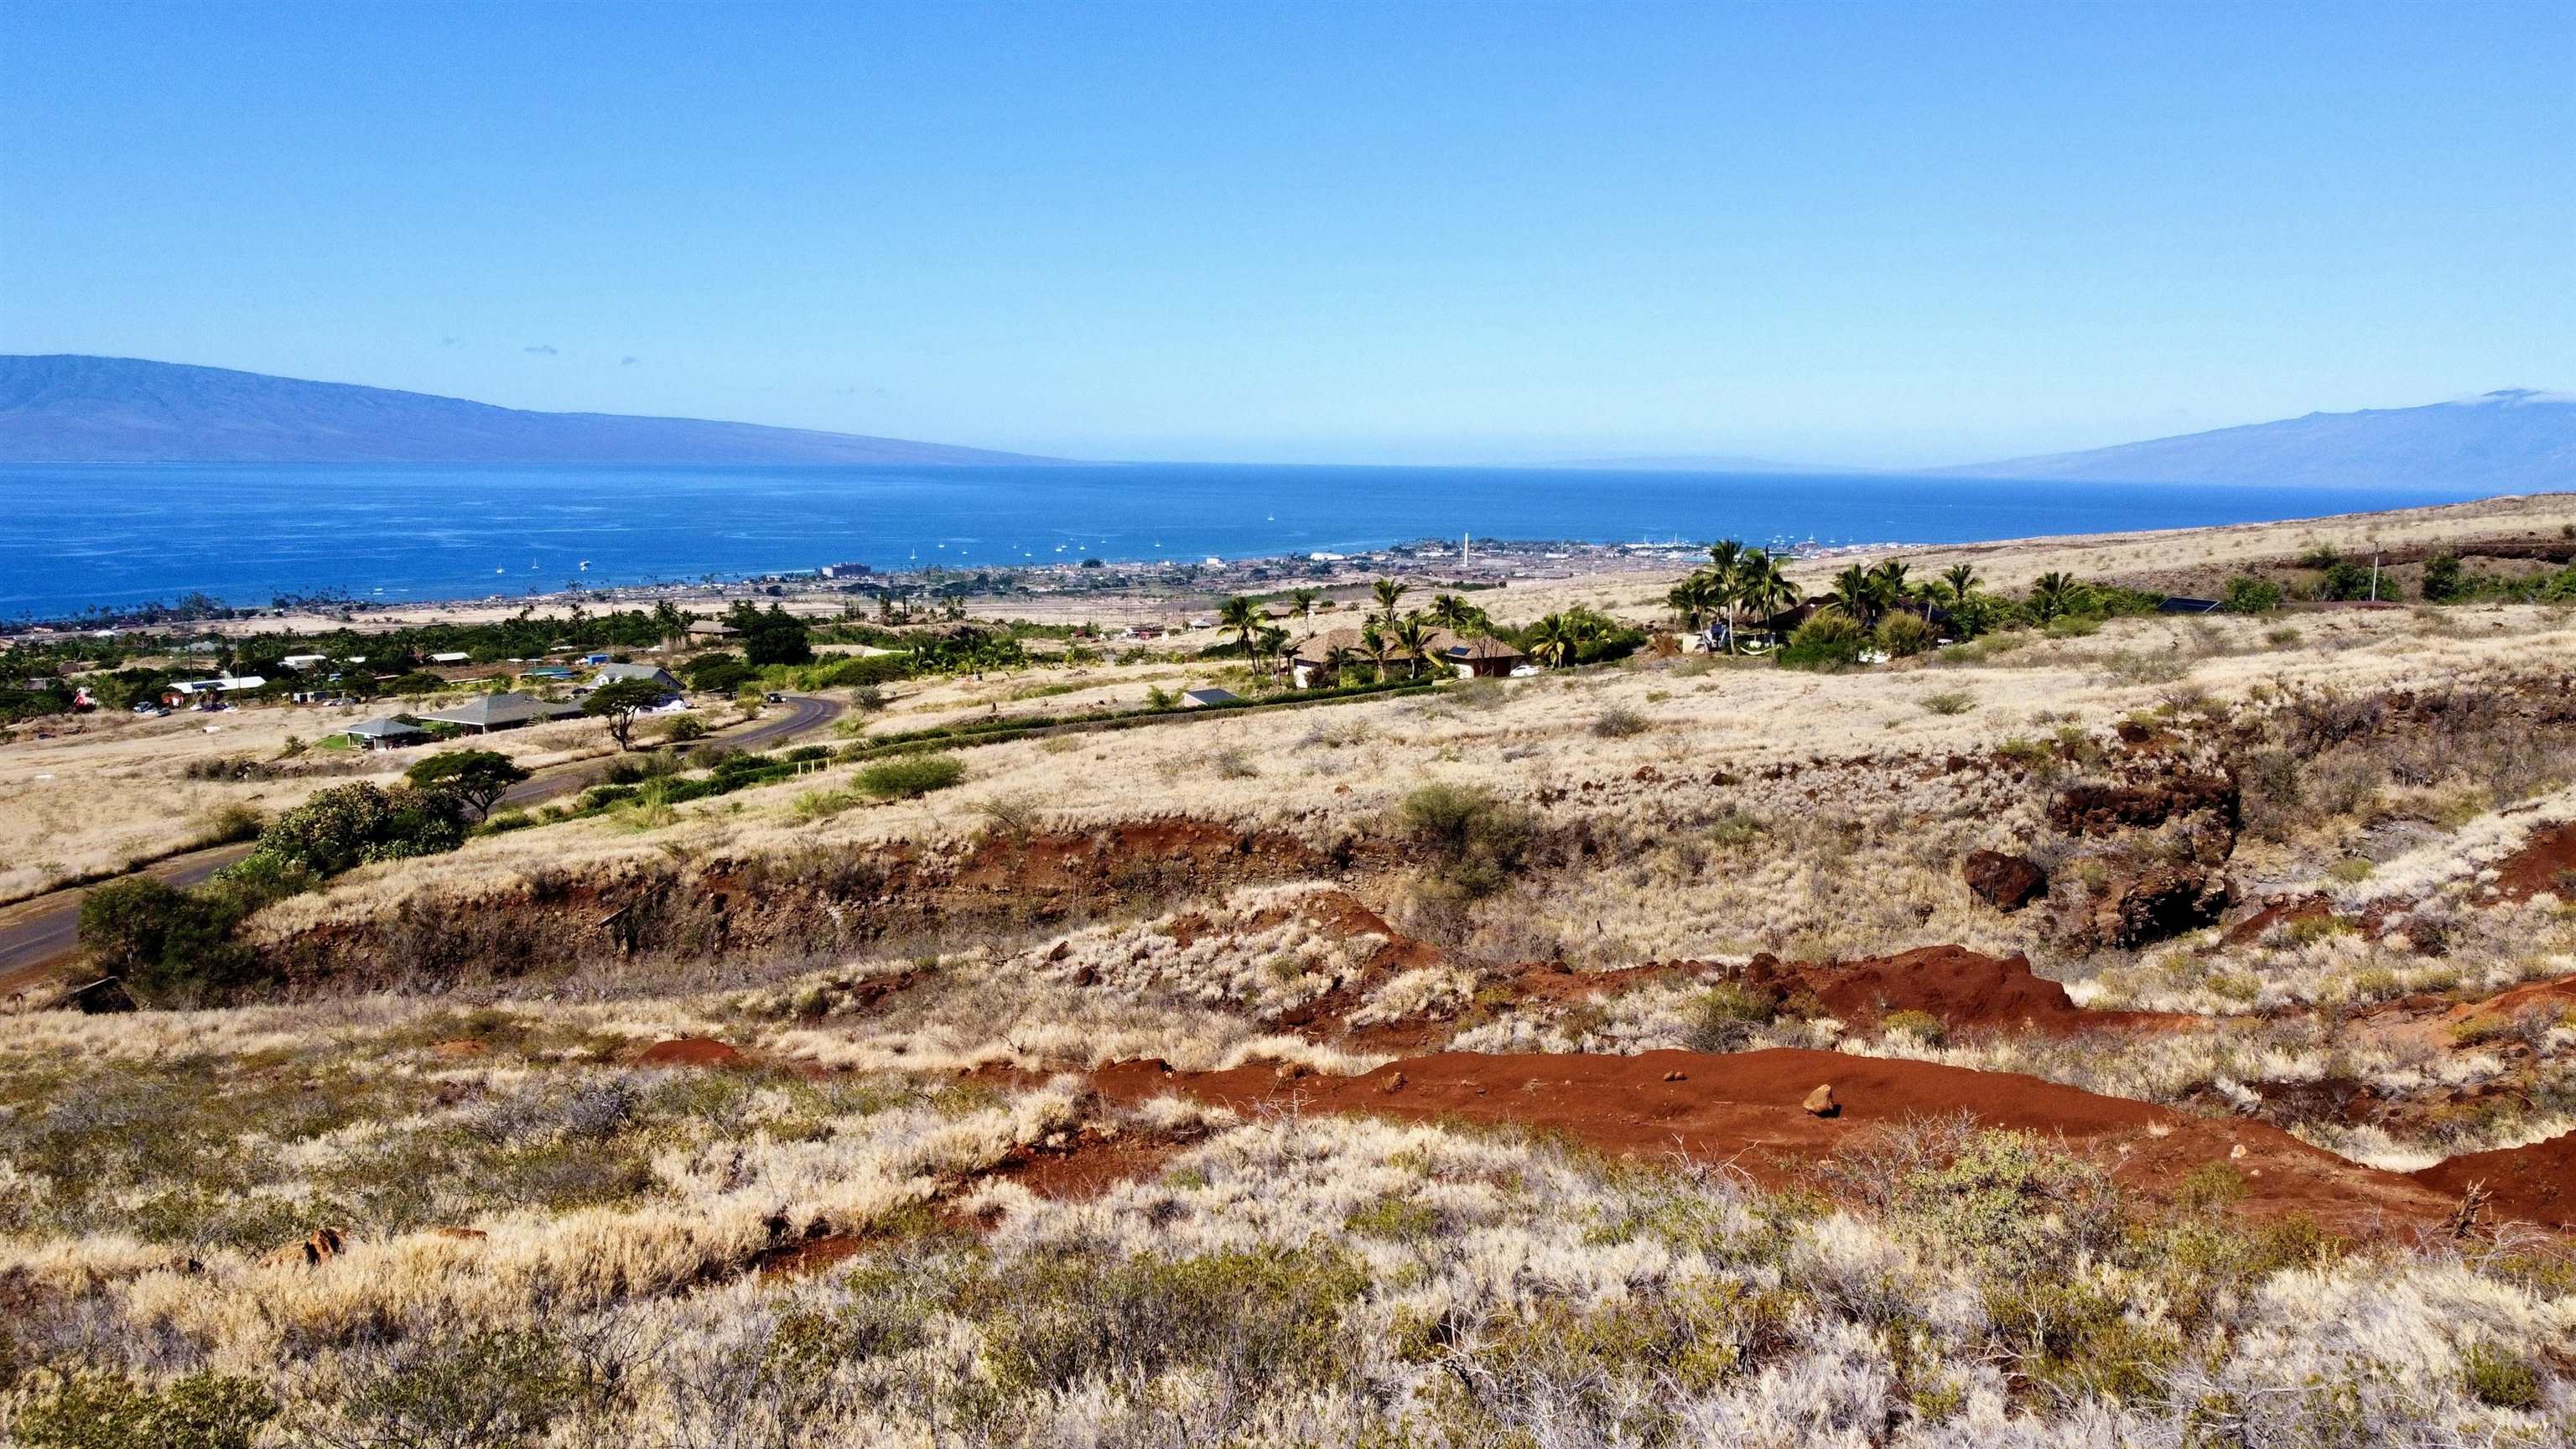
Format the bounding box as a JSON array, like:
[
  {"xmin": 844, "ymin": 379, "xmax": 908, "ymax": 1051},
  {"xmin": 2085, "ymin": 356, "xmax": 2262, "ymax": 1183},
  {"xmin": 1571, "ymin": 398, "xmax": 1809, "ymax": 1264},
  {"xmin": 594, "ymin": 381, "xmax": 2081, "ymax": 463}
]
[{"xmin": 6, "ymin": 489, "xmax": 2566, "ymax": 640}]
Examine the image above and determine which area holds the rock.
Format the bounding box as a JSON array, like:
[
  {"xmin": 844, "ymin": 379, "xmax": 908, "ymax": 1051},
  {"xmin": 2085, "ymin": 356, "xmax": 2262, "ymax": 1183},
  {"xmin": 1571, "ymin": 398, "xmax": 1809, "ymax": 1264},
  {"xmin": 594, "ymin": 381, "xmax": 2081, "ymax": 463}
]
[
  {"xmin": 1803, "ymin": 1084, "xmax": 1838, "ymax": 1117},
  {"xmin": 1962, "ymin": 850, "xmax": 2049, "ymax": 911},
  {"xmin": 2084, "ymin": 861, "xmax": 2233, "ymax": 950},
  {"xmin": 1382, "ymin": 1072, "xmax": 1408, "ymax": 1094},
  {"xmin": 1663, "ymin": 1070, "xmax": 1686, "ymax": 1083},
  {"xmin": 2048, "ymin": 775, "xmax": 2238, "ymax": 837},
  {"xmin": 260, "ymin": 1227, "xmax": 345, "ymax": 1269}
]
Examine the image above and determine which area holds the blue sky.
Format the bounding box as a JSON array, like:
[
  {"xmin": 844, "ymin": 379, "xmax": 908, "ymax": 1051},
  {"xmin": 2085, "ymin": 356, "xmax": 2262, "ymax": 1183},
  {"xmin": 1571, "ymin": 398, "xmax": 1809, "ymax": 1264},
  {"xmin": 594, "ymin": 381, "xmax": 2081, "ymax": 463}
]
[{"xmin": 3, "ymin": 1, "xmax": 2568, "ymax": 465}]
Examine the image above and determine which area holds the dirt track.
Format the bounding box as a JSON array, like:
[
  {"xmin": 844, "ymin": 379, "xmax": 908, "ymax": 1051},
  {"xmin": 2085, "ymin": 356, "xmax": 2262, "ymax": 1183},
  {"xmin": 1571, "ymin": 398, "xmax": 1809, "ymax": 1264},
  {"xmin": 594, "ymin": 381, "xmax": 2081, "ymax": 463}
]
[{"xmin": 0, "ymin": 693, "xmax": 842, "ymax": 997}]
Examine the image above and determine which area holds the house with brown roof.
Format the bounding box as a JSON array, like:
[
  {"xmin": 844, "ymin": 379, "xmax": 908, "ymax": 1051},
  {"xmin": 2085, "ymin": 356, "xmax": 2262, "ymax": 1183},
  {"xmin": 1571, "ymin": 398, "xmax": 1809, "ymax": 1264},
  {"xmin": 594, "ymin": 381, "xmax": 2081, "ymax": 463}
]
[{"xmin": 1291, "ymin": 625, "xmax": 1489, "ymax": 687}]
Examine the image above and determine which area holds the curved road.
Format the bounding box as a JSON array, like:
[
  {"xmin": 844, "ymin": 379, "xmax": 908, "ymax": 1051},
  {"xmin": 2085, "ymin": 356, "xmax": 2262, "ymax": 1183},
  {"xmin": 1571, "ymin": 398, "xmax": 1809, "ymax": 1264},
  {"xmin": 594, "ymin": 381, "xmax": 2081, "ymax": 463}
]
[{"xmin": 0, "ymin": 694, "xmax": 841, "ymax": 995}]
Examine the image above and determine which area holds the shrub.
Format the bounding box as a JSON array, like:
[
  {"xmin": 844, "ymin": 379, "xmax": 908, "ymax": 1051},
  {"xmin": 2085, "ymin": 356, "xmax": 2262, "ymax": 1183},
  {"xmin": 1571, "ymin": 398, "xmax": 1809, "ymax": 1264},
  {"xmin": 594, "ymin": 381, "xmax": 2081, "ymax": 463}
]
[
  {"xmin": 192, "ymin": 802, "xmax": 266, "ymax": 846},
  {"xmin": 2220, "ymin": 575, "xmax": 2284, "ymax": 614},
  {"xmin": 2460, "ymin": 1341, "xmax": 2543, "ymax": 1410},
  {"xmin": 856, "ymin": 752, "xmax": 965, "ymax": 800},
  {"xmin": 1779, "ymin": 612, "xmax": 1867, "ymax": 670},
  {"xmin": 245, "ymin": 782, "xmax": 467, "ymax": 877},
  {"xmin": 1395, "ymin": 783, "xmax": 1537, "ymax": 898},
  {"xmin": 332, "ymin": 1328, "xmax": 601, "ymax": 1449},
  {"xmin": 685, "ymin": 654, "xmax": 755, "ymax": 693},
  {"xmin": 1874, "ymin": 613, "xmax": 1937, "ymax": 657},
  {"xmin": 1881, "ymin": 1009, "xmax": 1946, "ymax": 1046},
  {"xmin": 2420, "ymin": 551, "xmax": 2465, "ymax": 603},
  {"xmin": 1920, "ymin": 689, "xmax": 1976, "ymax": 716},
  {"xmin": 659, "ymin": 715, "xmax": 710, "ymax": 744},
  {"xmin": 970, "ymin": 1246, "xmax": 1365, "ymax": 1396},
  {"xmin": 1684, "ymin": 983, "xmax": 1779, "ymax": 1052},
  {"xmin": 12, "ymin": 1368, "xmax": 275, "ymax": 1449},
  {"xmin": 1592, "ymin": 706, "xmax": 1649, "ymax": 738}
]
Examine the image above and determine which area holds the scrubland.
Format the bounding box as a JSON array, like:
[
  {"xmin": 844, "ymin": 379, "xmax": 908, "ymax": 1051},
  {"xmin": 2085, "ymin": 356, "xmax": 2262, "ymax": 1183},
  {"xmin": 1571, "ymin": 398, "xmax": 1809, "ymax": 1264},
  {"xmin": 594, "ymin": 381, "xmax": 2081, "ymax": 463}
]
[{"xmin": 8, "ymin": 497, "xmax": 2576, "ymax": 1446}]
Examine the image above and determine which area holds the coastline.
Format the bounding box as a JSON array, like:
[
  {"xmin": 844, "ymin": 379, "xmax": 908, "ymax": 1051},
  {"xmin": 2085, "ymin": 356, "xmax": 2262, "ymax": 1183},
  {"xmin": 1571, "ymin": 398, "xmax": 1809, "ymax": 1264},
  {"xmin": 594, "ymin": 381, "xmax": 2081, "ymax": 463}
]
[{"xmin": 4, "ymin": 488, "xmax": 2567, "ymax": 641}]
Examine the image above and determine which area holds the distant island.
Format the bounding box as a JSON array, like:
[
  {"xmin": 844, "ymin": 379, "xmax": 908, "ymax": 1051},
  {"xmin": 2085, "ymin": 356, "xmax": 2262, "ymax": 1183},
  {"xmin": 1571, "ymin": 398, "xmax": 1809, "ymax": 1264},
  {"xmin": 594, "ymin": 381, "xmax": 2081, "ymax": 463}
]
[
  {"xmin": 1935, "ymin": 389, "xmax": 2574, "ymax": 491},
  {"xmin": 5, "ymin": 356, "xmax": 2569, "ymax": 492},
  {"xmin": 0, "ymin": 355, "xmax": 1064, "ymax": 466}
]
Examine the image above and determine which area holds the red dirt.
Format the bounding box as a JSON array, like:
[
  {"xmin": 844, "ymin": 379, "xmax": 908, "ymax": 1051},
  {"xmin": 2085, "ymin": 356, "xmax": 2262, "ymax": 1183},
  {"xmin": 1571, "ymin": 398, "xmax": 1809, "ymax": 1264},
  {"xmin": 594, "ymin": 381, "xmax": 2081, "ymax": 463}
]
[
  {"xmin": 2412, "ymin": 1132, "xmax": 2576, "ymax": 1232},
  {"xmin": 1740, "ymin": 945, "xmax": 2187, "ymax": 1037},
  {"xmin": 2493, "ymin": 821, "xmax": 2576, "ymax": 902},
  {"xmin": 636, "ymin": 1036, "xmax": 746, "ymax": 1067},
  {"xmin": 2219, "ymin": 895, "xmax": 2334, "ymax": 948},
  {"xmin": 988, "ymin": 1125, "xmax": 1188, "ymax": 1201},
  {"xmin": 1091, "ymin": 1048, "xmax": 2465, "ymax": 1234}
]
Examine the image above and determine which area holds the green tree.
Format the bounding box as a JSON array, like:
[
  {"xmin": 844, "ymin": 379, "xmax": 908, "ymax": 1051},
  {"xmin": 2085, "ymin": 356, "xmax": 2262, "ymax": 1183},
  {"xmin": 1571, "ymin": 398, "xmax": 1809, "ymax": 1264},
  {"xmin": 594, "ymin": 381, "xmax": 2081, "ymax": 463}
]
[
  {"xmin": 584, "ymin": 678, "xmax": 672, "ymax": 750},
  {"xmin": 1827, "ymin": 564, "xmax": 1879, "ymax": 627},
  {"xmin": 2220, "ymin": 575, "xmax": 2283, "ymax": 614},
  {"xmin": 1371, "ymin": 577, "xmax": 1408, "ymax": 626},
  {"xmin": 1291, "ymin": 586, "xmax": 1322, "ymax": 621},
  {"xmin": 2026, "ymin": 572, "xmax": 2085, "ymax": 623},
  {"xmin": 1389, "ymin": 614, "xmax": 1433, "ymax": 678},
  {"xmin": 1525, "ymin": 613, "xmax": 1575, "ymax": 668},
  {"xmin": 404, "ymin": 750, "xmax": 530, "ymax": 820},
  {"xmin": 1218, "ymin": 595, "xmax": 1261, "ymax": 657},
  {"xmin": 2420, "ymin": 551, "xmax": 2465, "ymax": 603}
]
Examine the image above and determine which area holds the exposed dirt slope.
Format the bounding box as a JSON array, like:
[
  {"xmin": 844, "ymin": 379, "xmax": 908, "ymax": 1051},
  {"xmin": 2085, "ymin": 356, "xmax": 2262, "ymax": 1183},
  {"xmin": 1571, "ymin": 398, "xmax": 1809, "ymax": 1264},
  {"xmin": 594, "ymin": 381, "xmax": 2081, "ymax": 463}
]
[
  {"xmin": 2412, "ymin": 1132, "xmax": 2576, "ymax": 1232},
  {"xmin": 1093, "ymin": 1048, "xmax": 2466, "ymax": 1233},
  {"xmin": 1737, "ymin": 945, "xmax": 2187, "ymax": 1036}
]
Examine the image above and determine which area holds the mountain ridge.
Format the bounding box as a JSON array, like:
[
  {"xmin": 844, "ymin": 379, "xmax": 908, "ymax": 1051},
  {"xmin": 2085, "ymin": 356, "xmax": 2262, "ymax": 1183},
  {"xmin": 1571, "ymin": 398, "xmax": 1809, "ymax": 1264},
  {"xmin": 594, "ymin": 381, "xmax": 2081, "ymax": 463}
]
[
  {"xmin": 1935, "ymin": 390, "xmax": 2573, "ymax": 490},
  {"xmin": 0, "ymin": 355, "xmax": 1064, "ymax": 465}
]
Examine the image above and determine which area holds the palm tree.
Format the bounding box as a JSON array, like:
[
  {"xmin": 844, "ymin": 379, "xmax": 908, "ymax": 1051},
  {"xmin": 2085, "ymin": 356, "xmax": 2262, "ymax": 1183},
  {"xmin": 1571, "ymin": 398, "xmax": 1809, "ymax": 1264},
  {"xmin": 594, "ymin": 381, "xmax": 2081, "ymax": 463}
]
[
  {"xmin": 1218, "ymin": 595, "xmax": 1260, "ymax": 657},
  {"xmin": 651, "ymin": 600, "xmax": 687, "ymax": 653},
  {"xmin": 1359, "ymin": 619, "xmax": 1391, "ymax": 676},
  {"xmin": 1870, "ymin": 560, "xmax": 1913, "ymax": 618},
  {"xmin": 1255, "ymin": 625, "xmax": 1291, "ymax": 678},
  {"xmin": 1525, "ymin": 613, "xmax": 1575, "ymax": 668},
  {"xmin": 1323, "ymin": 642, "xmax": 1362, "ymax": 684},
  {"xmin": 1703, "ymin": 540, "xmax": 1745, "ymax": 648},
  {"xmin": 1428, "ymin": 593, "xmax": 1474, "ymax": 631},
  {"xmin": 1720, "ymin": 550, "xmax": 1786, "ymax": 649},
  {"xmin": 1389, "ymin": 613, "xmax": 1434, "ymax": 678},
  {"xmin": 1291, "ymin": 587, "xmax": 1321, "ymax": 622},
  {"xmin": 2028, "ymin": 572, "xmax": 2082, "ymax": 623},
  {"xmin": 1666, "ymin": 573, "xmax": 1719, "ymax": 632},
  {"xmin": 1944, "ymin": 562, "xmax": 1978, "ymax": 604},
  {"xmin": 1372, "ymin": 578, "xmax": 1408, "ymax": 626},
  {"xmin": 1828, "ymin": 564, "xmax": 1877, "ymax": 627}
]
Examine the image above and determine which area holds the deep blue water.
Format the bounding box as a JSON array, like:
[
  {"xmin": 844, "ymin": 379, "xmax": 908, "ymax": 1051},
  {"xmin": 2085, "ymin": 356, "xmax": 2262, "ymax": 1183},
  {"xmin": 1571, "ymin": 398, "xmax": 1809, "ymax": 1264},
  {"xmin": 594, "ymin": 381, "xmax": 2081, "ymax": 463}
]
[{"xmin": 0, "ymin": 461, "xmax": 2496, "ymax": 619}]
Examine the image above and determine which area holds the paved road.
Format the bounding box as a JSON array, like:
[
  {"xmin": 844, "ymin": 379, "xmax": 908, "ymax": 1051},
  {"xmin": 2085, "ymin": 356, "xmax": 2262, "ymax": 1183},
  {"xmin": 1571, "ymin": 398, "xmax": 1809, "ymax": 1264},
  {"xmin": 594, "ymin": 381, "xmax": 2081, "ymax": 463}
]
[{"xmin": 0, "ymin": 694, "xmax": 841, "ymax": 996}]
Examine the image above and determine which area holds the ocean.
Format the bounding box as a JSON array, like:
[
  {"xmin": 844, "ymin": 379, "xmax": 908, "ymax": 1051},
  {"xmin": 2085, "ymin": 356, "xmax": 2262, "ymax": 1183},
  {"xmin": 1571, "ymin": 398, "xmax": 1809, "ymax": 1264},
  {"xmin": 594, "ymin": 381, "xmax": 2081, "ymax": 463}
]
[{"xmin": 0, "ymin": 460, "xmax": 2496, "ymax": 619}]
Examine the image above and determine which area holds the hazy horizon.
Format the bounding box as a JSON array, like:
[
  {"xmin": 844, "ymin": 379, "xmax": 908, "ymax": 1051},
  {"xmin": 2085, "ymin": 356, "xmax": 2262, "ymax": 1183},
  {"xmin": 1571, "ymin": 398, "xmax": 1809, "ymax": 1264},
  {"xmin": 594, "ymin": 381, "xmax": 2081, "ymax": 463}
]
[{"xmin": 3, "ymin": 2, "xmax": 2569, "ymax": 466}]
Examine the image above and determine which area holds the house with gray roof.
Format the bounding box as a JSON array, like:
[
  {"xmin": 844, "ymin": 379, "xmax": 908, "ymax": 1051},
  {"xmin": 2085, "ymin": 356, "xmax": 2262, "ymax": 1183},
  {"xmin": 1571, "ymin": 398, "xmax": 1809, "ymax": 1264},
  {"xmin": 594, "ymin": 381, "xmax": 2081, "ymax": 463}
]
[{"xmin": 418, "ymin": 691, "xmax": 582, "ymax": 734}]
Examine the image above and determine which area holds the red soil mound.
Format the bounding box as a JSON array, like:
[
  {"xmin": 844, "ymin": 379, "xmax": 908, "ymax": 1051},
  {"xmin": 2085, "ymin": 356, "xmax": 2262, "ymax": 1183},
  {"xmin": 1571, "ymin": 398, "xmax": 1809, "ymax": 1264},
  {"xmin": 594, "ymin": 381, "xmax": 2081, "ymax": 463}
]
[
  {"xmin": 989, "ymin": 1126, "xmax": 1187, "ymax": 1201},
  {"xmin": 1094, "ymin": 1049, "xmax": 2461, "ymax": 1233},
  {"xmin": 2494, "ymin": 820, "xmax": 2576, "ymax": 902},
  {"xmin": 636, "ymin": 1037, "xmax": 746, "ymax": 1067},
  {"xmin": 1741, "ymin": 946, "xmax": 2184, "ymax": 1036},
  {"xmin": 2412, "ymin": 1132, "xmax": 2576, "ymax": 1231}
]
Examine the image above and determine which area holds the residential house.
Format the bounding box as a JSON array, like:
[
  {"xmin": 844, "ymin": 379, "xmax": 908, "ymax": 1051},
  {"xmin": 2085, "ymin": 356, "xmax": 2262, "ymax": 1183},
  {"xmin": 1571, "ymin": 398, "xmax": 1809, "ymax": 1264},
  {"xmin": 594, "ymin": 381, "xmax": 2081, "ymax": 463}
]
[
  {"xmin": 1290, "ymin": 626, "xmax": 1467, "ymax": 688},
  {"xmin": 335, "ymin": 716, "xmax": 432, "ymax": 750},
  {"xmin": 428, "ymin": 652, "xmax": 471, "ymax": 665},
  {"xmin": 686, "ymin": 621, "xmax": 738, "ymax": 640},
  {"xmin": 588, "ymin": 662, "xmax": 683, "ymax": 696},
  {"xmin": 1436, "ymin": 635, "xmax": 1527, "ymax": 678},
  {"xmin": 418, "ymin": 692, "xmax": 582, "ymax": 734}
]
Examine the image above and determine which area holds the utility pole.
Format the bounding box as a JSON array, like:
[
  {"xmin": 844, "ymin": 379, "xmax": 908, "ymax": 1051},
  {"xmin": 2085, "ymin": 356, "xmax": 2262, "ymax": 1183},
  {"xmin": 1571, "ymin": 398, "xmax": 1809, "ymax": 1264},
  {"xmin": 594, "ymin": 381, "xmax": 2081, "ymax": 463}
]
[{"xmin": 2370, "ymin": 552, "xmax": 2381, "ymax": 602}]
